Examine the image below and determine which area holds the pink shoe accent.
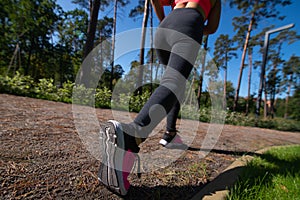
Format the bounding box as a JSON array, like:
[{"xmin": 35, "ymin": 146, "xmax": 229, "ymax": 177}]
[
  {"xmin": 122, "ymin": 150, "xmax": 135, "ymax": 190},
  {"xmin": 173, "ymin": 135, "xmax": 184, "ymax": 144}
]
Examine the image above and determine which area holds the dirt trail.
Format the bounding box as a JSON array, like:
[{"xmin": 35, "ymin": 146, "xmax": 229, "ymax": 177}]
[{"xmin": 1, "ymin": 94, "xmax": 299, "ymax": 199}]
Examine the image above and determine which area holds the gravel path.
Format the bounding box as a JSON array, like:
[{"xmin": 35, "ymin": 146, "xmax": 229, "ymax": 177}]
[{"xmin": 1, "ymin": 94, "xmax": 299, "ymax": 199}]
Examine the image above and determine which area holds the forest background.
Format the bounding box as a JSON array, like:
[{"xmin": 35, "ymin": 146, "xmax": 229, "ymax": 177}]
[{"xmin": 0, "ymin": 0, "xmax": 299, "ymax": 131}]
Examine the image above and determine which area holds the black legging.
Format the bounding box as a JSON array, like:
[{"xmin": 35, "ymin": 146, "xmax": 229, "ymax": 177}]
[{"xmin": 129, "ymin": 8, "xmax": 204, "ymax": 138}]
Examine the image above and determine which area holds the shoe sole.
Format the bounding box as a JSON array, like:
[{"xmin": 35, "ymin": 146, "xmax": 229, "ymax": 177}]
[
  {"xmin": 159, "ymin": 139, "xmax": 168, "ymax": 146},
  {"xmin": 159, "ymin": 138, "xmax": 188, "ymax": 150},
  {"xmin": 98, "ymin": 120, "xmax": 128, "ymax": 196}
]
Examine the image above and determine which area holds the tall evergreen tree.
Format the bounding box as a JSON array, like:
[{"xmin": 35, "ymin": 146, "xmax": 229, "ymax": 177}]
[
  {"xmin": 213, "ymin": 34, "xmax": 237, "ymax": 110},
  {"xmin": 2, "ymin": 0, "xmax": 61, "ymax": 79},
  {"xmin": 194, "ymin": 35, "xmax": 209, "ymax": 109},
  {"xmin": 55, "ymin": 9, "xmax": 88, "ymax": 84},
  {"xmin": 73, "ymin": 0, "xmax": 129, "ymax": 87},
  {"xmin": 282, "ymin": 55, "xmax": 300, "ymax": 119},
  {"xmin": 74, "ymin": 0, "xmax": 104, "ymax": 86},
  {"xmin": 253, "ymin": 29, "xmax": 300, "ymax": 118},
  {"xmin": 128, "ymin": 0, "xmax": 151, "ymax": 94},
  {"xmin": 229, "ymin": 0, "xmax": 292, "ymax": 111}
]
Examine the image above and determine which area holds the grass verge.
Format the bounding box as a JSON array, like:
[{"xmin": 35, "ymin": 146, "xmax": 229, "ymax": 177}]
[{"xmin": 226, "ymin": 145, "xmax": 300, "ymax": 200}]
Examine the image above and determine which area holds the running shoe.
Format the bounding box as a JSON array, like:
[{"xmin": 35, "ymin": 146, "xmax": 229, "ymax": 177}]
[
  {"xmin": 98, "ymin": 120, "xmax": 140, "ymax": 196},
  {"xmin": 159, "ymin": 131, "xmax": 188, "ymax": 149}
]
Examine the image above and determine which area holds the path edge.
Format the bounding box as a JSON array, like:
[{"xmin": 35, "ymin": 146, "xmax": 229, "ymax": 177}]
[{"xmin": 192, "ymin": 144, "xmax": 300, "ymax": 200}]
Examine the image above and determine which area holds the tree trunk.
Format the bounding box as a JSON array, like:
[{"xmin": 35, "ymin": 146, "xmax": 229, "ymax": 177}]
[
  {"xmin": 245, "ymin": 48, "xmax": 253, "ymax": 115},
  {"xmin": 150, "ymin": 5, "xmax": 154, "ymax": 93},
  {"xmin": 110, "ymin": 0, "xmax": 118, "ymax": 91},
  {"xmin": 233, "ymin": 12, "xmax": 255, "ymax": 111},
  {"xmin": 155, "ymin": 63, "xmax": 159, "ymax": 81},
  {"xmin": 270, "ymin": 44, "xmax": 282, "ymax": 118},
  {"xmin": 25, "ymin": 34, "xmax": 35, "ymax": 76},
  {"xmin": 7, "ymin": 43, "xmax": 20, "ymax": 76},
  {"xmin": 223, "ymin": 62, "xmax": 227, "ymax": 110},
  {"xmin": 84, "ymin": 0, "xmax": 101, "ymax": 58},
  {"xmin": 222, "ymin": 42, "xmax": 229, "ymax": 110},
  {"xmin": 136, "ymin": 0, "xmax": 150, "ymax": 95},
  {"xmin": 284, "ymin": 75, "xmax": 293, "ymax": 119},
  {"xmin": 197, "ymin": 36, "xmax": 208, "ymax": 109},
  {"xmin": 80, "ymin": 0, "xmax": 101, "ymax": 87},
  {"xmin": 263, "ymin": 78, "xmax": 268, "ymax": 119},
  {"xmin": 197, "ymin": 59, "xmax": 205, "ymax": 109}
]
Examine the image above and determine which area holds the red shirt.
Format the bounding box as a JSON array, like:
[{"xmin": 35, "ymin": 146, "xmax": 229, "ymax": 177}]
[
  {"xmin": 160, "ymin": 0, "xmax": 176, "ymax": 8},
  {"xmin": 174, "ymin": 0, "xmax": 212, "ymax": 18}
]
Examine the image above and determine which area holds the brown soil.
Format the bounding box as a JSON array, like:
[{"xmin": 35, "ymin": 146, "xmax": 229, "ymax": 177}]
[{"xmin": 1, "ymin": 94, "xmax": 299, "ymax": 200}]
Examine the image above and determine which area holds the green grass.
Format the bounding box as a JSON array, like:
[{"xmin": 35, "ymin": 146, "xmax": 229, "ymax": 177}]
[{"xmin": 227, "ymin": 145, "xmax": 300, "ymax": 200}]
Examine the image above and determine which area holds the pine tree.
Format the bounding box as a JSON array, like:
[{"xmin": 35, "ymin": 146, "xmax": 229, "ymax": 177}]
[
  {"xmin": 213, "ymin": 34, "xmax": 237, "ymax": 110},
  {"xmin": 229, "ymin": 0, "xmax": 292, "ymax": 111},
  {"xmin": 282, "ymin": 55, "xmax": 300, "ymax": 119}
]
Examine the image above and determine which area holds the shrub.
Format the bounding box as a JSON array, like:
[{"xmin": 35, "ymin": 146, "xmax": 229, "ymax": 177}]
[
  {"xmin": 0, "ymin": 72, "xmax": 35, "ymax": 96},
  {"xmin": 111, "ymin": 93, "xmax": 131, "ymax": 111},
  {"xmin": 273, "ymin": 118, "xmax": 300, "ymax": 132},
  {"xmin": 180, "ymin": 104, "xmax": 201, "ymax": 121},
  {"xmin": 256, "ymin": 119, "xmax": 277, "ymax": 129},
  {"xmin": 1, "ymin": 72, "xmax": 299, "ymax": 132},
  {"xmin": 72, "ymin": 85, "xmax": 95, "ymax": 106},
  {"xmin": 95, "ymin": 87, "xmax": 112, "ymax": 108},
  {"xmin": 57, "ymin": 80, "xmax": 75, "ymax": 103},
  {"xmin": 199, "ymin": 107, "xmax": 211, "ymax": 123},
  {"xmin": 35, "ymin": 78, "xmax": 59, "ymax": 101},
  {"xmin": 226, "ymin": 112, "xmax": 256, "ymax": 127},
  {"xmin": 129, "ymin": 91, "xmax": 151, "ymax": 112}
]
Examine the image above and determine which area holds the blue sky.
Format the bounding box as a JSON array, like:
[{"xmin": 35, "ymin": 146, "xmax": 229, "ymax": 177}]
[{"xmin": 57, "ymin": 0, "xmax": 300, "ymax": 97}]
